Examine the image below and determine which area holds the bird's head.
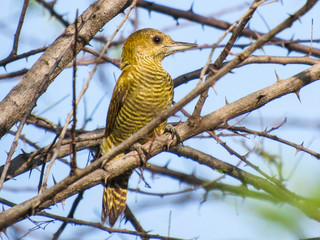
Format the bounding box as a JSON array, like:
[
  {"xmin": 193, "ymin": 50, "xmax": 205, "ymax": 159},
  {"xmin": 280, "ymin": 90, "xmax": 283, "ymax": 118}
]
[{"xmin": 121, "ymin": 28, "xmax": 197, "ymax": 69}]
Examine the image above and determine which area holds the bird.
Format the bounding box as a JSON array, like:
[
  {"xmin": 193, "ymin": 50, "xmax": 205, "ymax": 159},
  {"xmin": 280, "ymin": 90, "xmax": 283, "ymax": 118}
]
[{"xmin": 101, "ymin": 28, "xmax": 196, "ymax": 227}]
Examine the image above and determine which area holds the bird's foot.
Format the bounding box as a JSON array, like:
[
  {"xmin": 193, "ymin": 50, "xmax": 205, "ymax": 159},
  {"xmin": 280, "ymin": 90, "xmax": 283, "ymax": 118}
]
[
  {"xmin": 164, "ymin": 124, "xmax": 180, "ymax": 149},
  {"xmin": 132, "ymin": 143, "xmax": 150, "ymax": 167}
]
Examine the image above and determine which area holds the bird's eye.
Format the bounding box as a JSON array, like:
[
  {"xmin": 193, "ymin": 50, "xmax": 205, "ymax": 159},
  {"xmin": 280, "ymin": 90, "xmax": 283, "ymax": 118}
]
[{"xmin": 152, "ymin": 35, "xmax": 163, "ymax": 44}]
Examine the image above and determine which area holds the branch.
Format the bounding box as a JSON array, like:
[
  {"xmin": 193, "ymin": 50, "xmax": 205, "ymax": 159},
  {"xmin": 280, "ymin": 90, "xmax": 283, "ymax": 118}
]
[
  {"xmin": 223, "ymin": 125, "xmax": 320, "ymax": 159},
  {"xmin": 1, "ymin": 60, "xmax": 320, "ymax": 229},
  {"xmin": 0, "ymin": 0, "xmax": 318, "ymax": 229},
  {"xmin": 137, "ymin": 0, "xmax": 320, "ymax": 57},
  {"xmin": 170, "ymin": 145, "xmax": 320, "ymax": 220},
  {"xmin": 174, "ymin": 55, "xmax": 320, "ymax": 88},
  {"xmin": 0, "ymin": 0, "xmax": 132, "ymax": 138}
]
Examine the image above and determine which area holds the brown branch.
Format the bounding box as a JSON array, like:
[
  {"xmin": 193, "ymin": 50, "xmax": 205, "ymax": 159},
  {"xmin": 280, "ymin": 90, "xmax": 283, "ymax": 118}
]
[
  {"xmin": 0, "ymin": 1, "xmax": 318, "ymax": 229},
  {"xmin": 0, "ymin": 69, "xmax": 29, "ymax": 80},
  {"xmin": 0, "ymin": 47, "xmax": 47, "ymax": 67},
  {"xmin": 170, "ymin": 145, "xmax": 320, "ymax": 219},
  {"xmin": 173, "ymin": 55, "xmax": 320, "ymax": 88},
  {"xmin": 71, "ymin": 10, "xmax": 79, "ymax": 173},
  {"xmin": 192, "ymin": 0, "xmax": 261, "ymax": 118},
  {"xmin": 0, "ymin": 129, "xmax": 104, "ymax": 181},
  {"xmin": 142, "ymin": 164, "xmax": 280, "ymax": 203},
  {"xmin": 195, "ymin": 39, "xmax": 320, "ymax": 52},
  {"xmin": 1, "ymin": 59, "xmax": 320, "ymax": 229},
  {"xmin": 10, "ymin": 0, "xmax": 29, "ymax": 56},
  {"xmin": 223, "ymin": 125, "xmax": 320, "ymax": 159},
  {"xmin": 137, "ymin": 0, "xmax": 320, "ymax": 57},
  {"xmin": 0, "ymin": 0, "xmax": 132, "ymax": 138},
  {"xmin": 35, "ymin": 0, "xmax": 69, "ymax": 27},
  {"xmin": 51, "ymin": 191, "xmax": 84, "ymax": 240},
  {"xmin": 0, "ymin": 196, "xmax": 184, "ymax": 240},
  {"xmin": 124, "ymin": 206, "xmax": 149, "ymax": 240},
  {"xmin": 38, "ymin": 211, "xmax": 187, "ymax": 240}
]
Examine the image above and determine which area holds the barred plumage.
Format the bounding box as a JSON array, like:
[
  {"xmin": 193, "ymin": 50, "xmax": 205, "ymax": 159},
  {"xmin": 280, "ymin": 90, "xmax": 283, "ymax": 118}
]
[{"xmin": 101, "ymin": 28, "xmax": 196, "ymax": 227}]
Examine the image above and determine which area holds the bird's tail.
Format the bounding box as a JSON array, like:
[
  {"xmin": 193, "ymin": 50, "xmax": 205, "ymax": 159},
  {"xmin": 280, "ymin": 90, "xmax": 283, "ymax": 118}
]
[{"xmin": 102, "ymin": 171, "xmax": 131, "ymax": 227}]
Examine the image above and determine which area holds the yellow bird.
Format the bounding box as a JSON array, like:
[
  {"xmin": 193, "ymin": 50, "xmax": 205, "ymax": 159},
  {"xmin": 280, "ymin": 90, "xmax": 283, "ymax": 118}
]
[{"xmin": 101, "ymin": 28, "xmax": 196, "ymax": 226}]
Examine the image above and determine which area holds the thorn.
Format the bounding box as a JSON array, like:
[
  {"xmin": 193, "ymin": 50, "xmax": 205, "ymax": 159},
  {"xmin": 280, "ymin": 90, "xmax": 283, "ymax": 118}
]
[
  {"xmin": 189, "ymin": 2, "xmax": 194, "ymax": 13},
  {"xmin": 225, "ymin": 97, "xmax": 229, "ymax": 105},
  {"xmin": 192, "ymin": 167, "xmax": 197, "ymax": 177},
  {"xmin": 164, "ymin": 160, "xmax": 170, "ymax": 168},
  {"xmin": 274, "ymin": 70, "xmax": 281, "ymax": 82},
  {"xmin": 61, "ymin": 198, "xmax": 65, "ymax": 209},
  {"xmin": 295, "ymin": 148, "xmax": 300, "ymax": 156},
  {"xmin": 290, "ymin": 34, "xmax": 295, "ymax": 41},
  {"xmin": 201, "ymin": 24, "xmax": 205, "ymax": 31},
  {"xmin": 288, "ymin": 13, "xmax": 302, "ymax": 23},
  {"xmin": 283, "ymin": 117, "xmax": 287, "ymax": 124},
  {"xmin": 263, "ymin": 127, "xmax": 268, "ymax": 134},
  {"xmin": 52, "ymin": 175, "xmax": 57, "ymax": 185},
  {"xmin": 294, "ymin": 90, "xmax": 301, "ymax": 102},
  {"xmin": 175, "ymin": 18, "xmax": 179, "ymax": 26},
  {"xmin": 200, "ymin": 191, "xmax": 208, "ymax": 205},
  {"xmin": 28, "ymin": 169, "xmax": 33, "ymax": 179},
  {"xmin": 212, "ymin": 84, "xmax": 217, "ymax": 94}
]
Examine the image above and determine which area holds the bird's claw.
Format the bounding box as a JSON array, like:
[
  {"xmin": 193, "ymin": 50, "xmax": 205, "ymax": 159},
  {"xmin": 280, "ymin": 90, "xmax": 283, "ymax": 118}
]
[
  {"xmin": 132, "ymin": 143, "xmax": 149, "ymax": 166},
  {"xmin": 164, "ymin": 124, "xmax": 180, "ymax": 149}
]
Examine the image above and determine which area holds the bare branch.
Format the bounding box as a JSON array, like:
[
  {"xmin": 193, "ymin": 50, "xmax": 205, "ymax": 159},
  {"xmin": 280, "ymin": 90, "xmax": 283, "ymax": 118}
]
[
  {"xmin": 137, "ymin": 0, "xmax": 320, "ymax": 57},
  {"xmin": 0, "ymin": 0, "xmax": 132, "ymax": 138}
]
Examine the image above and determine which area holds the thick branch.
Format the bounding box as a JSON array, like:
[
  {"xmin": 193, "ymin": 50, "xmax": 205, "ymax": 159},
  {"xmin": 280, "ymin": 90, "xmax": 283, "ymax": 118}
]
[
  {"xmin": 0, "ymin": 0, "xmax": 318, "ymax": 229},
  {"xmin": 0, "ymin": 0, "xmax": 132, "ymax": 138},
  {"xmin": 1, "ymin": 59, "xmax": 319, "ymax": 230}
]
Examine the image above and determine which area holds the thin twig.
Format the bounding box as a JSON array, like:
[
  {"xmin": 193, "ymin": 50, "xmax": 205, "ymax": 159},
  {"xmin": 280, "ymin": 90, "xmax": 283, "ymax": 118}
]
[
  {"xmin": 223, "ymin": 125, "xmax": 320, "ymax": 159},
  {"xmin": 51, "ymin": 191, "xmax": 84, "ymax": 240},
  {"xmin": 40, "ymin": 0, "xmax": 138, "ymax": 192},
  {"xmin": 124, "ymin": 206, "xmax": 149, "ymax": 240},
  {"xmin": 192, "ymin": 0, "xmax": 264, "ymax": 118},
  {"xmin": 70, "ymin": 10, "xmax": 79, "ymax": 173},
  {"xmin": 137, "ymin": 0, "xmax": 320, "ymax": 57},
  {"xmin": 0, "ymin": 1, "xmax": 318, "ymax": 229},
  {"xmin": 10, "ymin": 0, "xmax": 29, "ymax": 56}
]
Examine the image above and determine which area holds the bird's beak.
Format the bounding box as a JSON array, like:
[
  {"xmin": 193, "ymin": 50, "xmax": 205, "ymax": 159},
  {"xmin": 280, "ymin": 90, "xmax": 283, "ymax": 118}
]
[{"xmin": 165, "ymin": 41, "xmax": 197, "ymax": 55}]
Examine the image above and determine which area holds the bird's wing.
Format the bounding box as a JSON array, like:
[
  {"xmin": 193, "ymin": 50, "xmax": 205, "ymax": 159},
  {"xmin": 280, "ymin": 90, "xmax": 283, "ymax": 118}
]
[{"xmin": 105, "ymin": 70, "xmax": 131, "ymax": 137}]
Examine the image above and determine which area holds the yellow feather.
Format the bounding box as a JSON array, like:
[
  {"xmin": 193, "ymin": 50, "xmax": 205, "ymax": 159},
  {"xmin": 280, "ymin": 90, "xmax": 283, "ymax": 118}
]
[{"xmin": 100, "ymin": 28, "xmax": 196, "ymax": 227}]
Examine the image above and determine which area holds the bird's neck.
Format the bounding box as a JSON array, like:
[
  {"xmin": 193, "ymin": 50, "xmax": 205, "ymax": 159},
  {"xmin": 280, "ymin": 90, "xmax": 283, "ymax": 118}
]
[
  {"xmin": 122, "ymin": 58, "xmax": 172, "ymax": 88},
  {"xmin": 121, "ymin": 56, "xmax": 163, "ymax": 71}
]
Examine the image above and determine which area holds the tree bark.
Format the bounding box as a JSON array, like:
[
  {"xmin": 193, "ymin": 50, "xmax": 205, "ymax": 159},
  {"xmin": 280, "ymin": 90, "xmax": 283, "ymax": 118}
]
[{"xmin": 0, "ymin": 0, "xmax": 132, "ymax": 138}]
